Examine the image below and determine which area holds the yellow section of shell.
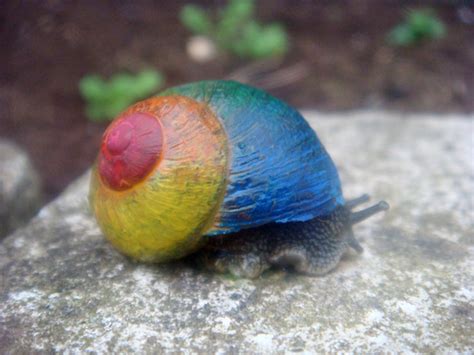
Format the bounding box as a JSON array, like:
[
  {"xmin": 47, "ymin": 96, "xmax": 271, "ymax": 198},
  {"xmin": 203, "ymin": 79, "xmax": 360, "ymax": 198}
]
[{"xmin": 89, "ymin": 96, "xmax": 228, "ymax": 262}]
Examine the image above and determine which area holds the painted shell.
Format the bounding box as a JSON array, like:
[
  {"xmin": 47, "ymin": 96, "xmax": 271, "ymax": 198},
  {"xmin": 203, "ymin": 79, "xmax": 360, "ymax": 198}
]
[{"xmin": 89, "ymin": 80, "xmax": 344, "ymax": 262}]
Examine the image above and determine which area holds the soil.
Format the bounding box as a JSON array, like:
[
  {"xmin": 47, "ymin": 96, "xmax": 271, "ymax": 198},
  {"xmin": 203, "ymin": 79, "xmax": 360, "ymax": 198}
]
[{"xmin": 1, "ymin": 1, "xmax": 473, "ymax": 201}]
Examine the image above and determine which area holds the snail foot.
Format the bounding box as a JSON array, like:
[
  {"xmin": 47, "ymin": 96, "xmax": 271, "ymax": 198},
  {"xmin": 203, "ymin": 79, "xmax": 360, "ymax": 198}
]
[
  {"xmin": 198, "ymin": 206, "xmax": 353, "ymax": 278},
  {"xmin": 199, "ymin": 250, "xmax": 270, "ymax": 279}
]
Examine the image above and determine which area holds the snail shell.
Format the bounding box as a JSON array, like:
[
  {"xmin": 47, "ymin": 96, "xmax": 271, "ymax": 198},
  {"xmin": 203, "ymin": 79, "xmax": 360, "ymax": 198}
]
[{"xmin": 90, "ymin": 80, "xmax": 343, "ymax": 262}]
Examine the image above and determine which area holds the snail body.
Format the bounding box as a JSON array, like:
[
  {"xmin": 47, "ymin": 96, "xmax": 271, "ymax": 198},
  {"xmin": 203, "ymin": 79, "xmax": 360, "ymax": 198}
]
[{"xmin": 90, "ymin": 80, "xmax": 388, "ymax": 276}]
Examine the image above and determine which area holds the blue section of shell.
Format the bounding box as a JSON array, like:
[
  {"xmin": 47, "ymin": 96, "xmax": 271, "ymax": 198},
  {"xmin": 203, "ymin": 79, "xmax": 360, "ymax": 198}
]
[{"xmin": 160, "ymin": 80, "xmax": 344, "ymax": 235}]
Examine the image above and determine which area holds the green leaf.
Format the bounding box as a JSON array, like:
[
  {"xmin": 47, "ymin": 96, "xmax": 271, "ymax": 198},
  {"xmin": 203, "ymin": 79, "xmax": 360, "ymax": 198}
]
[
  {"xmin": 387, "ymin": 8, "xmax": 446, "ymax": 47},
  {"xmin": 408, "ymin": 10, "xmax": 446, "ymax": 39},
  {"xmin": 230, "ymin": 21, "xmax": 260, "ymax": 57},
  {"xmin": 388, "ymin": 24, "xmax": 417, "ymax": 46},
  {"xmin": 79, "ymin": 75, "xmax": 106, "ymax": 101},
  {"xmin": 110, "ymin": 74, "xmax": 133, "ymax": 97},
  {"xmin": 79, "ymin": 70, "xmax": 164, "ymax": 122},
  {"xmin": 229, "ymin": 21, "xmax": 287, "ymax": 58},
  {"xmin": 106, "ymin": 99, "xmax": 128, "ymax": 118},
  {"xmin": 216, "ymin": 0, "xmax": 255, "ymax": 43},
  {"xmin": 135, "ymin": 70, "xmax": 163, "ymax": 95},
  {"xmin": 181, "ymin": 0, "xmax": 288, "ymax": 59},
  {"xmin": 221, "ymin": 0, "xmax": 254, "ymax": 23},
  {"xmin": 251, "ymin": 23, "xmax": 288, "ymax": 57},
  {"xmin": 180, "ymin": 5, "xmax": 212, "ymax": 35}
]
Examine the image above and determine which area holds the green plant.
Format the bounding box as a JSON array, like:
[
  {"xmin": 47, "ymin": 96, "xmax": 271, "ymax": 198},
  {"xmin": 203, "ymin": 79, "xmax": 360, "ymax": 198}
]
[
  {"xmin": 79, "ymin": 70, "xmax": 163, "ymax": 122},
  {"xmin": 388, "ymin": 9, "xmax": 446, "ymax": 46},
  {"xmin": 180, "ymin": 0, "xmax": 288, "ymax": 59}
]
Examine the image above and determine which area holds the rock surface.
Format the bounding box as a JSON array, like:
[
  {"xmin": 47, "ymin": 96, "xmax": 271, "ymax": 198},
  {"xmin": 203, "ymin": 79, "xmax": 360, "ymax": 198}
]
[
  {"xmin": 0, "ymin": 139, "xmax": 42, "ymax": 239},
  {"xmin": 0, "ymin": 111, "xmax": 473, "ymax": 353}
]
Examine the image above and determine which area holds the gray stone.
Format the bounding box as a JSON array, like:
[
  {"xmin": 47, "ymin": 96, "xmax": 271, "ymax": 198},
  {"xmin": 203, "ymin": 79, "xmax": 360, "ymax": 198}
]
[
  {"xmin": 0, "ymin": 139, "xmax": 42, "ymax": 239},
  {"xmin": 0, "ymin": 111, "xmax": 473, "ymax": 353}
]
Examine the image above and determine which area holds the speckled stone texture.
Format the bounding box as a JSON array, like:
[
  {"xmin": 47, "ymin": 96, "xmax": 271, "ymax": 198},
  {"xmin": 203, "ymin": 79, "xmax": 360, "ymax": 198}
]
[
  {"xmin": 0, "ymin": 139, "xmax": 42, "ymax": 239},
  {"xmin": 0, "ymin": 111, "xmax": 472, "ymax": 353}
]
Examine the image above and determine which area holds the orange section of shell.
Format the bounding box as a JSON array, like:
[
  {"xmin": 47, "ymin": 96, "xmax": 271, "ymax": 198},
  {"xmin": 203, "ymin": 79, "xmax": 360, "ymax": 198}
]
[{"xmin": 90, "ymin": 96, "xmax": 229, "ymax": 262}]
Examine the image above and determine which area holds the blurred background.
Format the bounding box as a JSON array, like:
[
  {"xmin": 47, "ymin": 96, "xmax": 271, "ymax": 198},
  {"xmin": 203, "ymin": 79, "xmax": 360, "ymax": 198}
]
[{"xmin": 1, "ymin": 0, "xmax": 473, "ymax": 202}]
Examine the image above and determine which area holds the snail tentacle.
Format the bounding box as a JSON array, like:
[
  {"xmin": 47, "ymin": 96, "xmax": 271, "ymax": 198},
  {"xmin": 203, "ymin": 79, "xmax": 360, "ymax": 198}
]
[
  {"xmin": 345, "ymin": 229, "xmax": 364, "ymax": 253},
  {"xmin": 346, "ymin": 194, "xmax": 370, "ymax": 209},
  {"xmin": 350, "ymin": 201, "xmax": 390, "ymax": 225}
]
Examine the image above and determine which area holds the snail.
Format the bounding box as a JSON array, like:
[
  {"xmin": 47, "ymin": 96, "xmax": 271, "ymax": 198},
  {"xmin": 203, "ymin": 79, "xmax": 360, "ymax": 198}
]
[{"xmin": 89, "ymin": 80, "xmax": 389, "ymax": 278}]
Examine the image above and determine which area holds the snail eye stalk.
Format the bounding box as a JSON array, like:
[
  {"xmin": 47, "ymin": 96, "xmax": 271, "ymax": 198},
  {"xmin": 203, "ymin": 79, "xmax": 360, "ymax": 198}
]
[
  {"xmin": 345, "ymin": 194, "xmax": 370, "ymax": 209},
  {"xmin": 350, "ymin": 200, "xmax": 390, "ymax": 225},
  {"xmin": 98, "ymin": 112, "xmax": 163, "ymax": 191}
]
